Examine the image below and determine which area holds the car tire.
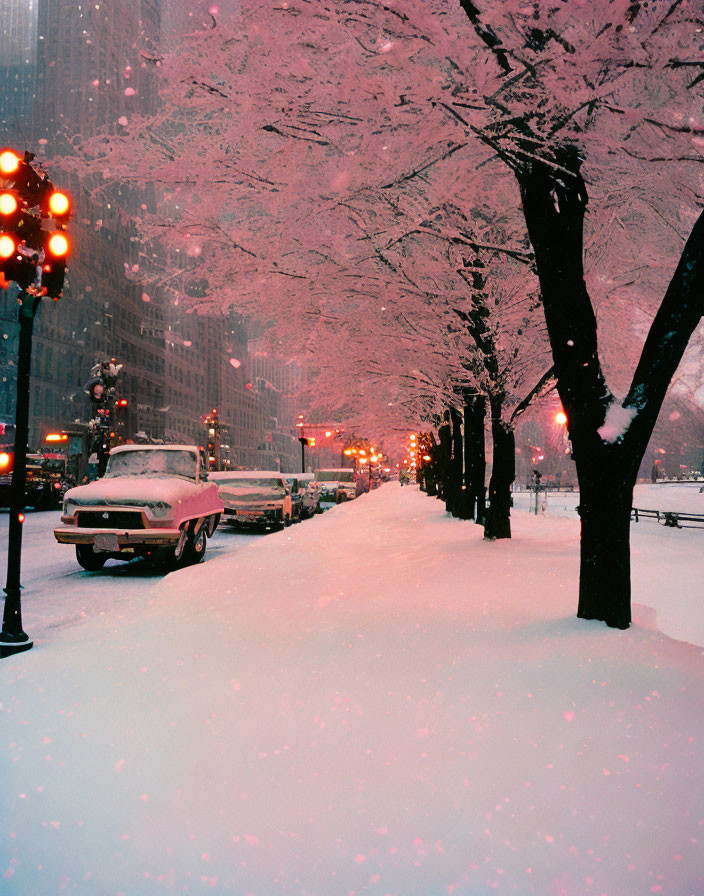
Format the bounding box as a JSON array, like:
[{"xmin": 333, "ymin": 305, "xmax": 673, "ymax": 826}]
[
  {"xmin": 182, "ymin": 526, "xmax": 207, "ymax": 565},
  {"xmin": 76, "ymin": 544, "xmax": 107, "ymax": 571}
]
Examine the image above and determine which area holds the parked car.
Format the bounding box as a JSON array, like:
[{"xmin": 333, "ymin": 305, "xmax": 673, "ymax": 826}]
[
  {"xmin": 0, "ymin": 451, "xmax": 72, "ymax": 510},
  {"xmin": 54, "ymin": 444, "xmax": 223, "ymax": 571},
  {"xmin": 314, "ymin": 468, "xmax": 357, "ymax": 506},
  {"xmin": 297, "ymin": 473, "xmax": 321, "ymax": 518},
  {"xmin": 210, "ymin": 470, "xmax": 293, "ymax": 530},
  {"xmin": 283, "ymin": 475, "xmax": 305, "ymax": 522}
]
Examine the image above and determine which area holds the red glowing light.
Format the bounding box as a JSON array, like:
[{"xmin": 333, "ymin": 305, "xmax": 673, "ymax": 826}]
[
  {"xmin": 0, "ymin": 192, "xmax": 18, "ymax": 215},
  {"xmin": 48, "ymin": 191, "xmax": 70, "ymax": 216},
  {"xmin": 47, "ymin": 232, "xmax": 70, "ymax": 257},
  {"xmin": 0, "ymin": 149, "xmax": 20, "ymax": 175},
  {"xmin": 0, "ymin": 233, "xmax": 16, "ymax": 259}
]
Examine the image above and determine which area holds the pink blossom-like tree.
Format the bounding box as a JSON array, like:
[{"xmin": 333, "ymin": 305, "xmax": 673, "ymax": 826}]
[{"xmin": 72, "ymin": 0, "xmax": 703, "ymax": 628}]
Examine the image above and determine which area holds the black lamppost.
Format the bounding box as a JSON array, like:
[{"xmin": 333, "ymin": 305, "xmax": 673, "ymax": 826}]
[
  {"xmin": 299, "ymin": 436, "xmax": 308, "ymax": 473},
  {"xmin": 1, "ymin": 290, "xmax": 41, "ymax": 657},
  {"xmin": 1, "ymin": 148, "xmax": 71, "ymax": 658}
]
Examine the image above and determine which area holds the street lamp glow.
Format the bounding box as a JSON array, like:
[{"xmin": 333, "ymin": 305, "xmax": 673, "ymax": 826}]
[{"xmin": 555, "ymin": 410, "xmax": 568, "ymax": 426}]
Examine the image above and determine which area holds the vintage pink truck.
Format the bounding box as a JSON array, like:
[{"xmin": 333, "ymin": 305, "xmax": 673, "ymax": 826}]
[{"xmin": 54, "ymin": 444, "xmax": 223, "ymax": 571}]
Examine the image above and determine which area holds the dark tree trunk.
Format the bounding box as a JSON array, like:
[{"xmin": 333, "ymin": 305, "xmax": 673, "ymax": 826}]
[
  {"xmin": 437, "ymin": 421, "xmax": 452, "ymax": 508},
  {"xmin": 576, "ymin": 464, "xmax": 634, "ymax": 629},
  {"xmin": 450, "ymin": 407, "xmax": 465, "ymax": 518},
  {"xmin": 518, "ymin": 152, "xmax": 704, "ymax": 627},
  {"xmin": 459, "ymin": 0, "xmax": 704, "ymax": 630},
  {"xmin": 484, "ymin": 394, "xmax": 514, "ymax": 540},
  {"xmin": 464, "ymin": 393, "xmax": 486, "ymax": 524}
]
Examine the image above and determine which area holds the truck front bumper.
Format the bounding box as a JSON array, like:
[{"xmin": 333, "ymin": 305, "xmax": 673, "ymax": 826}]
[
  {"xmin": 54, "ymin": 526, "xmax": 182, "ymax": 548},
  {"xmin": 224, "ymin": 506, "xmax": 282, "ymax": 525}
]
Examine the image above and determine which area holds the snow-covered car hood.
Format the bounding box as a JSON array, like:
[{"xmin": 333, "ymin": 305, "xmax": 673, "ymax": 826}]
[{"xmin": 64, "ymin": 476, "xmax": 206, "ymax": 507}]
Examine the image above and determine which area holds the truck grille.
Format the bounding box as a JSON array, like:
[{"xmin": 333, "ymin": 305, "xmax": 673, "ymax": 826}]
[{"xmin": 76, "ymin": 510, "xmax": 145, "ymax": 529}]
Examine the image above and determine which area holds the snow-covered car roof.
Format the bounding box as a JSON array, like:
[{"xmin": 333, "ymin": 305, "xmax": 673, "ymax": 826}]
[{"xmin": 110, "ymin": 444, "xmax": 199, "ymax": 454}]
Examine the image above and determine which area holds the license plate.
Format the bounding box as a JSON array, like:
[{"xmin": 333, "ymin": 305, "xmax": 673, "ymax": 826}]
[{"xmin": 94, "ymin": 533, "xmax": 120, "ymax": 552}]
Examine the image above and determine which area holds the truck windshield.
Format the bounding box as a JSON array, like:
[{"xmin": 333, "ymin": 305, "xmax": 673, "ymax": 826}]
[
  {"xmin": 211, "ymin": 476, "xmax": 286, "ymax": 494},
  {"xmin": 315, "ymin": 470, "xmax": 354, "ymax": 482},
  {"xmin": 105, "ymin": 449, "xmax": 198, "ymax": 480}
]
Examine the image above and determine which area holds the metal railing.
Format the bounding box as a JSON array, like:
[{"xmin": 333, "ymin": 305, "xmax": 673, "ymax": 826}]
[{"xmin": 631, "ymin": 508, "xmax": 704, "ymax": 529}]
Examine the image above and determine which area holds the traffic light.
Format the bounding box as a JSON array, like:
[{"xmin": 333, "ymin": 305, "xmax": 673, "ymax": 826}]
[
  {"xmin": 86, "ymin": 375, "xmax": 105, "ymax": 405},
  {"xmin": 0, "ymin": 148, "xmax": 71, "ymax": 297},
  {"xmin": 204, "ymin": 408, "xmax": 220, "ymax": 470}
]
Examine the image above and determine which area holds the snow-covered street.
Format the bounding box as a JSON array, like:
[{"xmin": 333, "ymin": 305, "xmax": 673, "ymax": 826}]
[{"xmin": 1, "ymin": 483, "xmax": 703, "ymax": 895}]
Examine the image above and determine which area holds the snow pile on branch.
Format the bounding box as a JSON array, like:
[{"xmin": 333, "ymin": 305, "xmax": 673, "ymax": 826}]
[{"xmin": 597, "ymin": 400, "xmax": 637, "ymax": 444}]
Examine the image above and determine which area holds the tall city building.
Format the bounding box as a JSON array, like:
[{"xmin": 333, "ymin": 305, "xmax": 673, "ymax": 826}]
[
  {"xmin": 0, "ymin": 0, "xmax": 38, "ymax": 135},
  {"xmin": 1, "ymin": 0, "xmax": 301, "ymax": 471}
]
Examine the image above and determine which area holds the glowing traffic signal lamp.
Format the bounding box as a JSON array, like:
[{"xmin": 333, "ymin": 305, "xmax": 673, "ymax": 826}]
[
  {"xmin": 0, "ymin": 191, "xmax": 18, "ymax": 216},
  {"xmin": 117, "ymin": 399, "xmax": 128, "ymax": 408},
  {"xmin": 47, "ymin": 191, "xmax": 70, "ymax": 217},
  {"xmin": 0, "ymin": 233, "xmax": 16, "ymax": 258},
  {"xmin": 0, "ymin": 149, "xmax": 20, "ymax": 175},
  {"xmin": 309, "ymin": 437, "xmax": 316, "ymax": 447},
  {"xmin": 47, "ymin": 231, "xmax": 70, "ymax": 257}
]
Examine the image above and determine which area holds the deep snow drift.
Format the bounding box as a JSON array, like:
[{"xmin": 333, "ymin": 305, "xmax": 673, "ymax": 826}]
[{"xmin": 1, "ymin": 484, "xmax": 703, "ymax": 895}]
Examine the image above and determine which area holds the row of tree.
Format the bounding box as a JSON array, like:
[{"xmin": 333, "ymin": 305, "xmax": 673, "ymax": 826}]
[{"xmin": 70, "ymin": 0, "xmax": 704, "ymax": 628}]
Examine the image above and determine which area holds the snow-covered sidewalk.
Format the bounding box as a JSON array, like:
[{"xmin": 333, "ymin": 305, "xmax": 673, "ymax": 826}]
[{"xmin": 2, "ymin": 484, "xmax": 703, "ymax": 895}]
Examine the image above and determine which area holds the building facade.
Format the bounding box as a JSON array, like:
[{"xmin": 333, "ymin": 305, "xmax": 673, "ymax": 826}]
[{"xmin": 1, "ymin": 0, "xmax": 301, "ymax": 472}]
